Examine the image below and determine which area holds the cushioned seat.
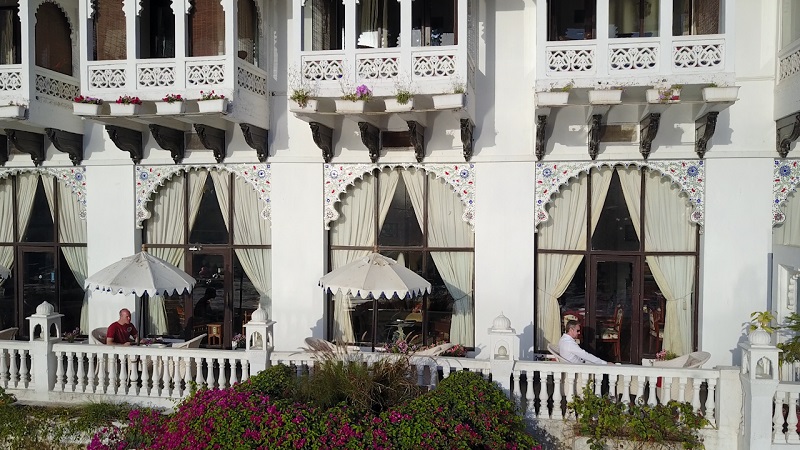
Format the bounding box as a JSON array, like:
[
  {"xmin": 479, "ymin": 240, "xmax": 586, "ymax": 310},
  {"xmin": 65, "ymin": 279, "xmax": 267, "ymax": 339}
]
[
  {"xmin": 91, "ymin": 327, "xmax": 108, "ymax": 345},
  {"xmin": 652, "ymin": 351, "xmax": 711, "ymax": 402},
  {"xmin": 0, "ymin": 328, "xmax": 18, "ymax": 340}
]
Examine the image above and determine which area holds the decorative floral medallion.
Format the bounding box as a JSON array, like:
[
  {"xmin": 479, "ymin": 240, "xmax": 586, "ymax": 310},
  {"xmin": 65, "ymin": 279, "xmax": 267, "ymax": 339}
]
[
  {"xmin": 535, "ymin": 160, "xmax": 705, "ymax": 231},
  {"xmin": 323, "ymin": 163, "xmax": 476, "ymax": 230},
  {"xmin": 136, "ymin": 164, "xmax": 271, "ymax": 228},
  {"xmin": 0, "ymin": 167, "xmax": 87, "ymax": 219},
  {"xmin": 773, "ymin": 159, "xmax": 800, "ymax": 226}
]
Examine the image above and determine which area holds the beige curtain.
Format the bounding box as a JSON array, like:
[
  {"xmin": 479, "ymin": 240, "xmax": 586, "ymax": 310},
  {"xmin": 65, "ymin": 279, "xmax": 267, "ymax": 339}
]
[
  {"xmin": 537, "ymin": 169, "xmax": 612, "ymax": 347},
  {"xmin": 774, "ymin": 191, "xmax": 800, "ymax": 246},
  {"xmin": 618, "ymin": 168, "xmax": 696, "ymax": 355},
  {"xmin": 0, "ymin": 10, "xmax": 14, "ymax": 64}
]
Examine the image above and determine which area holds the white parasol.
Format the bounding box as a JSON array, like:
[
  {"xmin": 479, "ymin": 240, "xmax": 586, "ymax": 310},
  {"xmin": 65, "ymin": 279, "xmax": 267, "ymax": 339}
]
[
  {"xmin": 319, "ymin": 253, "xmax": 431, "ymax": 299},
  {"xmin": 84, "ymin": 249, "xmax": 196, "ymax": 297}
]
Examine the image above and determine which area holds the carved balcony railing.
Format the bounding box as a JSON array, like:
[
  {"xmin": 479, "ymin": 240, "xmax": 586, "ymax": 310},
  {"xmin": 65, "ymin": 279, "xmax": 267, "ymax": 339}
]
[
  {"xmin": 0, "ymin": 64, "xmax": 83, "ymax": 134},
  {"xmin": 779, "ymin": 38, "xmax": 800, "ymax": 84}
]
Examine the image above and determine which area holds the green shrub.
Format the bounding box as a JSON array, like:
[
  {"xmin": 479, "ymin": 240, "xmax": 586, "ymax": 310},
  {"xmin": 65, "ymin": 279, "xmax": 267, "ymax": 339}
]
[{"xmin": 236, "ymin": 363, "xmax": 297, "ymax": 399}]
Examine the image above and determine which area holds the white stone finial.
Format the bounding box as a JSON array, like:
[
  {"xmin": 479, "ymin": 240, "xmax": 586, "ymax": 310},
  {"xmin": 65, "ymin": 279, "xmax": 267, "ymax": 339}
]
[
  {"xmin": 35, "ymin": 301, "xmax": 55, "ymax": 316},
  {"xmin": 251, "ymin": 306, "xmax": 268, "ymax": 323},
  {"xmin": 491, "ymin": 313, "xmax": 512, "ymax": 331}
]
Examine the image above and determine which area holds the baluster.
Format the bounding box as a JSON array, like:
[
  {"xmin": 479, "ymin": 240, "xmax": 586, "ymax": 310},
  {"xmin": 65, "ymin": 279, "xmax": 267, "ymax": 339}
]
[
  {"xmin": 119, "ymin": 355, "xmax": 129, "ymax": 395},
  {"xmin": 99, "ymin": 353, "xmax": 108, "ymax": 393},
  {"xmin": 87, "ymin": 354, "xmax": 97, "ymax": 393},
  {"xmin": 211, "ymin": 358, "xmax": 222, "ymax": 388},
  {"xmin": 564, "ymin": 371, "xmax": 575, "ymax": 416},
  {"xmin": 788, "ymin": 390, "xmax": 800, "ymax": 444},
  {"xmin": 75, "ymin": 352, "xmax": 85, "ymax": 392},
  {"xmin": 634, "ymin": 375, "xmax": 645, "ymax": 403},
  {"xmin": 509, "ymin": 370, "xmax": 519, "ymax": 403},
  {"xmin": 9, "ymin": 350, "xmax": 18, "ymax": 388},
  {"xmin": 660, "ymin": 377, "xmax": 672, "ymax": 404},
  {"xmin": 161, "ymin": 356, "xmax": 171, "ymax": 398},
  {"xmin": 0, "ymin": 350, "xmax": 8, "ymax": 388},
  {"xmin": 552, "ymin": 371, "xmax": 563, "ymax": 419},
  {"xmin": 194, "ymin": 356, "xmax": 205, "ymax": 388},
  {"xmin": 691, "ymin": 377, "xmax": 701, "ymax": 412},
  {"xmin": 593, "ymin": 373, "xmax": 601, "ymax": 396},
  {"xmin": 218, "ymin": 359, "xmax": 229, "ymax": 389},
  {"xmin": 526, "ymin": 370, "xmax": 535, "ymax": 416},
  {"xmin": 143, "ymin": 355, "xmax": 153, "ymax": 396},
  {"xmin": 703, "ymin": 377, "xmax": 717, "ymax": 428},
  {"xmin": 574, "ymin": 372, "xmax": 584, "ymax": 398},
  {"xmin": 131, "ymin": 354, "xmax": 142, "ymax": 395},
  {"xmin": 240, "ymin": 358, "xmax": 250, "ymax": 382},
  {"xmin": 621, "ymin": 375, "xmax": 631, "ymax": 405},
  {"xmin": 774, "ymin": 391, "xmax": 787, "ymax": 444},
  {"xmin": 646, "ymin": 376, "xmax": 657, "ymax": 406},
  {"xmin": 66, "ymin": 351, "xmax": 75, "ymax": 392},
  {"xmin": 55, "ymin": 351, "xmax": 66, "ymax": 391},
  {"xmin": 19, "ymin": 350, "xmax": 29, "ymax": 387},
  {"xmin": 204, "ymin": 357, "xmax": 215, "ymax": 388},
  {"xmin": 230, "ymin": 358, "xmax": 240, "ymax": 386},
  {"xmin": 677, "ymin": 377, "xmax": 687, "ymax": 403}
]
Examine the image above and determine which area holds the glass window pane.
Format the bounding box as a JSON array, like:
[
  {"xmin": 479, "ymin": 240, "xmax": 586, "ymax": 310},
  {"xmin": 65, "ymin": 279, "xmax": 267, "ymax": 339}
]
[
  {"xmin": 58, "ymin": 248, "xmax": 84, "ymax": 334},
  {"xmin": 237, "ymin": 0, "xmax": 258, "ymax": 64},
  {"xmin": 140, "ymin": 0, "xmax": 175, "ymax": 58},
  {"xmin": 21, "ymin": 178, "xmax": 55, "ymax": 243},
  {"xmin": 378, "ymin": 170, "xmax": 423, "ymax": 247},
  {"xmin": 357, "ymin": 0, "xmax": 400, "ymax": 48},
  {"xmin": 609, "ymin": 0, "xmax": 659, "ymax": 38},
  {"xmin": 93, "ymin": 0, "xmax": 127, "ymax": 60},
  {"xmin": 548, "ymin": 0, "xmax": 596, "ymax": 41},
  {"xmin": 0, "ymin": 246, "xmax": 14, "ymax": 330},
  {"xmin": 233, "ymin": 250, "xmax": 270, "ymax": 329},
  {"xmin": 21, "ymin": 251, "xmax": 56, "ymax": 336},
  {"xmin": 0, "ymin": 6, "xmax": 22, "ymax": 64},
  {"xmin": 673, "ymin": 0, "xmax": 719, "ymax": 36},
  {"xmin": 592, "ymin": 170, "xmax": 639, "ymax": 251},
  {"xmin": 411, "ymin": 0, "xmax": 457, "ymax": 46},
  {"xmin": 302, "ymin": 0, "xmax": 344, "ymax": 51},
  {"xmin": 782, "ymin": 0, "xmax": 800, "ymax": 48},
  {"xmin": 189, "ymin": 175, "xmax": 228, "ymax": 244},
  {"xmin": 188, "ymin": 0, "xmax": 225, "ymax": 57}
]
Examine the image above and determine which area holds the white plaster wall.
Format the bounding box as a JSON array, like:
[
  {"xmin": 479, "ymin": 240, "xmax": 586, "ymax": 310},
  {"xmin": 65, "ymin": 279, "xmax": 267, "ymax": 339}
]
[{"xmin": 701, "ymin": 158, "xmax": 774, "ymax": 367}]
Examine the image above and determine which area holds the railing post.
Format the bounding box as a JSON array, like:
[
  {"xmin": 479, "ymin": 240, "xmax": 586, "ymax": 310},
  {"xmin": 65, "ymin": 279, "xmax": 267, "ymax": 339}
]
[
  {"xmin": 714, "ymin": 366, "xmax": 743, "ymax": 448},
  {"xmin": 26, "ymin": 301, "xmax": 63, "ymax": 401},
  {"xmin": 487, "ymin": 313, "xmax": 520, "ymax": 397},
  {"xmin": 244, "ymin": 306, "xmax": 275, "ymax": 375},
  {"xmin": 739, "ymin": 339, "xmax": 782, "ymax": 450}
]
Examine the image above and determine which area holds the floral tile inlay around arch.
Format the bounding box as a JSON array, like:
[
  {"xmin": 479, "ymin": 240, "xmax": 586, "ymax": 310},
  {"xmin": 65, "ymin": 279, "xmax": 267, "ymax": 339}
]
[
  {"xmin": 136, "ymin": 164, "xmax": 271, "ymax": 228},
  {"xmin": 324, "ymin": 163, "xmax": 476, "ymax": 230},
  {"xmin": 0, "ymin": 167, "xmax": 87, "ymax": 219},
  {"xmin": 535, "ymin": 160, "xmax": 704, "ymax": 231},
  {"xmin": 774, "ymin": 159, "xmax": 800, "ymax": 226}
]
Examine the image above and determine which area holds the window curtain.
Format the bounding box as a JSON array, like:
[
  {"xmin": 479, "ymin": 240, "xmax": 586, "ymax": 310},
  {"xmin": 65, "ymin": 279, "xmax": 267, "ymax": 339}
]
[
  {"xmin": 146, "ymin": 170, "xmax": 207, "ymax": 334},
  {"xmin": 775, "ymin": 192, "xmax": 800, "ymax": 246},
  {"xmin": 536, "ymin": 169, "xmax": 613, "ymax": 347},
  {"xmin": 329, "ymin": 171, "xmax": 399, "ymax": 343},
  {"xmin": 0, "ymin": 9, "xmax": 14, "ymax": 64},
  {"xmin": 617, "ymin": 168, "xmax": 695, "ymax": 355},
  {"xmin": 16, "ymin": 173, "xmax": 39, "ymax": 242},
  {"xmin": 358, "ymin": 0, "xmax": 380, "ymax": 48},
  {"xmin": 0, "ymin": 178, "xmax": 14, "ymax": 274},
  {"xmin": 42, "ymin": 175, "xmax": 89, "ymax": 332},
  {"xmin": 209, "ymin": 171, "xmax": 273, "ymax": 314}
]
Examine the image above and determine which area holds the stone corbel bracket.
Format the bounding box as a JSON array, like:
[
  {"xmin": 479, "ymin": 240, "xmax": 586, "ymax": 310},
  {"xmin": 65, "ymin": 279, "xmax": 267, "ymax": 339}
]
[
  {"xmin": 240, "ymin": 123, "xmax": 269, "ymax": 162},
  {"xmin": 535, "ymin": 114, "xmax": 548, "ymax": 161},
  {"xmin": 639, "ymin": 113, "xmax": 661, "ymax": 160},
  {"xmin": 0, "ymin": 135, "xmax": 8, "ymax": 166},
  {"xmin": 777, "ymin": 113, "xmax": 800, "ymax": 158},
  {"xmin": 460, "ymin": 119, "xmax": 474, "ymax": 162},
  {"xmin": 310, "ymin": 122, "xmax": 334, "ymax": 163},
  {"xmin": 588, "ymin": 114, "xmax": 604, "ymax": 160},
  {"xmin": 45, "ymin": 128, "xmax": 84, "ymax": 166},
  {"xmin": 149, "ymin": 124, "xmax": 185, "ymax": 164},
  {"xmin": 194, "ymin": 124, "xmax": 226, "ymax": 163},
  {"xmin": 694, "ymin": 112, "xmax": 719, "ymax": 159},
  {"xmin": 358, "ymin": 122, "xmax": 381, "ymax": 163},
  {"xmin": 106, "ymin": 126, "xmax": 143, "ymax": 164},
  {"xmin": 5, "ymin": 129, "xmax": 45, "ymax": 166},
  {"xmin": 407, "ymin": 120, "xmax": 426, "ymax": 163}
]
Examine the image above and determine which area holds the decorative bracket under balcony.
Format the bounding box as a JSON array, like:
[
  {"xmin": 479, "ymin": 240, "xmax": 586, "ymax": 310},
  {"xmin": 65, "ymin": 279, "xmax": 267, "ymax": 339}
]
[
  {"xmin": 777, "ymin": 113, "xmax": 800, "ymax": 158},
  {"xmin": 535, "ymin": 115, "xmax": 548, "ymax": 161},
  {"xmin": 358, "ymin": 122, "xmax": 382, "ymax": 163},
  {"xmin": 460, "ymin": 119, "xmax": 474, "ymax": 162},
  {"xmin": 194, "ymin": 124, "xmax": 226, "ymax": 163},
  {"xmin": 407, "ymin": 121, "xmax": 426, "ymax": 163},
  {"xmin": 0, "ymin": 135, "xmax": 8, "ymax": 166},
  {"xmin": 240, "ymin": 124, "xmax": 269, "ymax": 162},
  {"xmin": 639, "ymin": 113, "xmax": 661, "ymax": 160},
  {"xmin": 5, "ymin": 130, "xmax": 45, "ymax": 166},
  {"xmin": 694, "ymin": 112, "xmax": 719, "ymax": 159},
  {"xmin": 106, "ymin": 126, "xmax": 143, "ymax": 164},
  {"xmin": 588, "ymin": 114, "xmax": 604, "ymax": 161},
  {"xmin": 310, "ymin": 122, "xmax": 334, "ymax": 163},
  {"xmin": 149, "ymin": 125, "xmax": 185, "ymax": 164},
  {"xmin": 45, "ymin": 129, "xmax": 83, "ymax": 166}
]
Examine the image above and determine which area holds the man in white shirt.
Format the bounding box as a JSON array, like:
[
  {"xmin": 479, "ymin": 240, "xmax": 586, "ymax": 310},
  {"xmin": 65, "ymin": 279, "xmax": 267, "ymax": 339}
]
[{"xmin": 559, "ymin": 320, "xmax": 613, "ymax": 365}]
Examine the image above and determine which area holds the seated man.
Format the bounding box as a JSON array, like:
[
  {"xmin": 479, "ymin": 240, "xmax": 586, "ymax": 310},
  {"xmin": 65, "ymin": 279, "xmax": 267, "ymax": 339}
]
[
  {"xmin": 106, "ymin": 308, "xmax": 138, "ymax": 345},
  {"xmin": 559, "ymin": 320, "xmax": 612, "ymax": 365}
]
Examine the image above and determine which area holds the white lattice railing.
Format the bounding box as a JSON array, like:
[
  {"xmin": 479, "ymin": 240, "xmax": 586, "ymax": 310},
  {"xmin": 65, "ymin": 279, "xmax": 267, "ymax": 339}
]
[
  {"xmin": 672, "ymin": 36, "xmax": 725, "ymax": 71},
  {"xmin": 0, "ymin": 65, "xmax": 24, "ymax": 93},
  {"xmin": 34, "ymin": 67, "xmax": 80, "ymax": 107},
  {"xmin": 236, "ymin": 60, "xmax": 268, "ymax": 96},
  {"xmin": 779, "ymin": 38, "xmax": 800, "ymax": 84},
  {"xmin": 0, "ymin": 341, "xmax": 33, "ymax": 391}
]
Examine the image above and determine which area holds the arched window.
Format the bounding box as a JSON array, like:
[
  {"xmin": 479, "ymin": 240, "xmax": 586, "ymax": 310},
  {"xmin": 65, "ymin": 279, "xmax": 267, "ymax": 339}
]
[
  {"xmin": 35, "ymin": 3, "xmax": 72, "ymax": 75},
  {"xmin": 189, "ymin": 0, "xmax": 225, "ymax": 57},
  {"xmin": 237, "ymin": 0, "xmax": 258, "ymax": 64},
  {"xmin": 144, "ymin": 169, "xmax": 272, "ymax": 349},
  {"xmin": 140, "ymin": 0, "xmax": 174, "ymax": 58},
  {"xmin": 0, "ymin": 0, "xmax": 21, "ymax": 64},
  {"xmin": 0, "ymin": 173, "xmax": 86, "ymax": 337},
  {"xmin": 92, "ymin": 0, "xmax": 126, "ymax": 60},
  {"xmin": 328, "ymin": 167, "xmax": 475, "ymax": 349},
  {"xmin": 536, "ymin": 166, "xmax": 699, "ymax": 363}
]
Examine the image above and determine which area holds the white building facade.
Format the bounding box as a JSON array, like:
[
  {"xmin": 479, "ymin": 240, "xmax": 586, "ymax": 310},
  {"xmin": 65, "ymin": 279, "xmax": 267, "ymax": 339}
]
[{"xmin": 0, "ymin": 0, "xmax": 797, "ymax": 373}]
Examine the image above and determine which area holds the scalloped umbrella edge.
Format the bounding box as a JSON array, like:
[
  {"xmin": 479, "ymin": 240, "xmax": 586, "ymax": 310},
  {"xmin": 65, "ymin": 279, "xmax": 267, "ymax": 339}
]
[{"xmin": 319, "ymin": 253, "xmax": 431, "ymax": 299}]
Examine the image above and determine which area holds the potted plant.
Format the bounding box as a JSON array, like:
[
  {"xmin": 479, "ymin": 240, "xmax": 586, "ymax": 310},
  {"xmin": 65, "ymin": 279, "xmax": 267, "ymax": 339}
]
[
  {"xmin": 72, "ymin": 95, "xmax": 103, "ymax": 116},
  {"xmin": 156, "ymin": 93, "xmax": 185, "ymax": 115},
  {"xmin": 535, "ymin": 81, "xmax": 573, "ymax": 107},
  {"xmin": 646, "ymin": 81, "xmax": 682, "ymax": 104},
  {"xmin": 0, "ymin": 101, "xmax": 26, "ymax": 119},
  {"xmin": 335, "ymin": 83, "xmax": 372, "ymax": 114},
  {"xmin": 232, "ymin": 333, "xmax": 246, "ymax": 349},
  {"xmin": 198, "ymin": 90, "xmax": 228, "ymax": 113},
  {"xmin": 110, "ymin": 95, "xmax": 142, "ymax": 115},
  {"xmin": 288, "ymin": 69, "xmax": 319, "ymax": 112},
  {"xmin": 384, "ymin": 76, "xmax": 415, "ymax": 112},
  {"xmin": 433, "ymin": 77, "xmax": 466, "ymax": 110},
  {"xmin": 702, "ymin": 82, "xmax": 740, "ymax": 102},
  {"xmin": 62, "ymin": 327, "xmax": 80, "ymax": 343},
  {"xmin": 746, "ymin": 310, "xmax": 776, "ymax": 345},
  {"xmin": 588, "ymin": 81, "xmax": 623, "ymax": 105}
]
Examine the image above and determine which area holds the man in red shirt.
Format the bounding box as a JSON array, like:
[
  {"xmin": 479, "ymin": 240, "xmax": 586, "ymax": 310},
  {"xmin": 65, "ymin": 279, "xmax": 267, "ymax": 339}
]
[{"xmin": 106, "ymin": 308, "xmax": 138, "ymax": 345}]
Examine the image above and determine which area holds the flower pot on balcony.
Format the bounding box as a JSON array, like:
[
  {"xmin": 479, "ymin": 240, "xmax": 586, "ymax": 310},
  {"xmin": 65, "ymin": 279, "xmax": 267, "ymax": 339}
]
[
  {"xmin": 536, "ymin": 91, "xmax": 570, "ymax": 107},
  {"xmin": 109, "ymin": 103, "xmax": 141, "ymax": 116},
  {"xmin": 155, "ymin": 101, "xmax": 185, "ymax": 115},
  {"xmin": 335, "ymin": 99, "xmax": 366, "ymax": 114},
  {"xmin": 198, "ymin": 98, "xmax": 229, "ymax": 113},
  {"xmin": 289, "ymin": 99, "xmax": 318, "ymax": 113},
  {"xmin": 0, "ymin": 105, "xmax": 26, "ymax": 119},
  {"xmin": 588, "ymin": 89, "xmax": 623, "ymax": 105},
  {"xmin": 73, "ymin": 103, "xmax": 101, "ymax": 116},
  {"xmin": 384, "ymin": 98, "xmax": 414, "ymax": 112},
  {"xmin": 646, "ymin": 88, "xmax": 681, "ymax": 104},
  {"xmin": 702, "ymin": 86, "xmax": 740, "ymax": 102},
  {"xmin": 433, "ymin": 93, "xmax": 465, "ymax": 110}
]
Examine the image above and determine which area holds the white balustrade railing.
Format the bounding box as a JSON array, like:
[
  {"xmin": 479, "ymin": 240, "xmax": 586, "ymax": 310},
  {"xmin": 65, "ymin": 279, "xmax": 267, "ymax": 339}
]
[
  {"xmin": 774, "ymin": 383, "xmax": 800, "ymax": 445},
  {"xmin": 671, "ymin": 36, "xmax": 725, "ymax": 71},
  {"xmin": 0, "ymin": 341, "xmax": 33, "ymax": 391},
  {"xmin": 236, "ymin": 60, "xmax": 268, "ymax": 96},
  {"xmin": 34, "ymin": 67, "xmax": 80, "ymax": 106},
  {"xmin": 779, "ymin": 38, "xmax": 800, "ymax": 83},
  {"xmin": 0, "ymin": 65, "xmax": 25, "ymax": 93}
]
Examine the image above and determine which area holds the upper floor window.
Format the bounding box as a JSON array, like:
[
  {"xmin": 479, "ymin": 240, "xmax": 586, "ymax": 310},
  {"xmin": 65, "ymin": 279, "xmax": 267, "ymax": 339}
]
[
  {"xmin": 357, "ymin": 0, "xmax": 400, "ymax": 48},
  {"xmin": 412, "ymin": 0, "xmax": 456, "ymax": 46},
  {"xmin": 548, "ymin": 0, "xmax": 596, "ymax": 41},
  {"xmin": 35, "ymin": 3, "xmax": 73, "ymax": 75},
  {"xmin": 0, "ymin": 1, "xmax": 21, "ymax": 64},
  {"xmin": 189, "ymin": 0, "xmax": 225, "ymax": 56},
  {"xmin": 609, "ymin": 0, "xmax": 659, "ymax": 38},
  {"xmin": 92, "ymin": 0, "xmax": 126, "ymax": 60},
  {"xmin": 140, "ymin": 0, "xmax": 174, "ymax": 58},
  {"xmin": 673, "ymin": 0, "xmax": 719, "ymax": 36},
  {"xmin": 237, "ymin": 0, "xmax": 258, "ymax": 65},
  {"xmin": 782, "ymin": 0, "xmax": 800, "ymax": 49},
  {"xmin": 302, "ymin": 0, "xmax": 345, "ymax": 51}
]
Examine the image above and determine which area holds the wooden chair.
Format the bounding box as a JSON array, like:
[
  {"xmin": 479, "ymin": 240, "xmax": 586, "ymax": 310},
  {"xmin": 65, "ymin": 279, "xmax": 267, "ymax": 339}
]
[
  {"xmin": 562, "ymin": 313, "xmax": 583, "ymax": 344},
  {"xmin": 547, "ymin": 343, "xmax": 570, "ymax": 363},
  {"xmin": 0, "ymin": 327, "xmax": 18, "ymax": 340},
  {"xmin": 176, "ymin": 306, "xmax": 185, "ymax": 327},
  {"xmin": 598, "ymin": 305, "xmax": 623, "ymax": 360},
  {"xmin": 206, "ymin": 323, "xmax": 222, "ymax": 347},
  {"xmin": 91, "ymin": 327, "xmax": 108, "ymax": 345},
  {"xmin": 649, "ymin": 308, "xmax": 664, "ymax": 353}
]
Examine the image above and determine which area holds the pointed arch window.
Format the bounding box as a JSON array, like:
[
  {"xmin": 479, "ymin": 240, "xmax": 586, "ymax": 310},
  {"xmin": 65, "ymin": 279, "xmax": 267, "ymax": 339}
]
[
  {"xmin": 140, "ymin": 0, "xmax": 175, "ymax": 58},
  {"xmin": 35, "ymin": 3, "xmax": 73, "ymax": 75},
  {"xmin": 0, "ymin": 0, "xmax": 21, "ymax": 64},
  {"xmin": 189, "ymin": 0, "xmax": 225, "ymax": 56},
  {"xmin": 92, "ymin": 0, "xmax": 126, "ymax": 60},
  {"xmin": 237, "ymin": 0, "xmax": 258, "ymax": 65}
]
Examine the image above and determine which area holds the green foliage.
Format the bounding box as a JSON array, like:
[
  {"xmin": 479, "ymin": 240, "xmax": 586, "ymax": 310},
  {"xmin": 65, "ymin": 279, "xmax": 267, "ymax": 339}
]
[
  {"xmin": 395, "ymin": 90, "xmax": 413, "ymax": 105},
  {"xmin": 777, "ymin": 312, "xmax": 800, "ymax": 365},
  {"xmin": 290, "ymin": 88, "xmax": 312, "ymax": 108},
  {"xmin": 236, "ymin": 362, "xmax": 298, "ymax": 398},
  {"xmin": 748, "ymin": 310, "xmax": 776, "ymax": 333},
  {"xmin": 569, "ymin": 383, "xmax": 708, "ymax": 450}
]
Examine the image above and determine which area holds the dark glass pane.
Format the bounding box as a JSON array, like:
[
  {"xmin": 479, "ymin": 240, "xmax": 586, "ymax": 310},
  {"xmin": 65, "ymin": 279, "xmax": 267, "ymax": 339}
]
[
  {"xmin": 58, "ymin": 249, "xmax": 84, "ymax": 334},
  {"xmin": 21, "ymin": 251, "xmax": 56, "ymax": 336},
  {"xmin": 162, "ymin": 292, "xmax": 185, "ymax": 338},
  {"xmin": 591, "ymin": 171, "xmax": 639, "ymax": 251},
  {"xmin": 21, "ymin": 178, "xmax": 54, "ymax": 243},
  {"xmin": 350, "ymin": 298, "xmax": 374, "ymax": 347},
  {"xmin": 411, "ymin": 0, "xmax": 457, "ymax": 46},
  {"xmin": 378, "ymin": 174, "xmax": 423, "ymax": 247},
  {"xmin": 594, "ymin": 260, "xmax": 633, "ymax": 363},
  {"xmin": 140, "ymin": 0, "xmax": 175, "ymax": 58},
  {"xmin": 302, "ymin": 0, "xmax": 345, "ymax": 51},
  {"xmin": 233, "ymin": 253, "xmax": 262, "ymax": 337},
  {"xmin": 422, "ymin": 253, "xmax": 459, "ymax": 346},
  {"xmin": 189, "ymin": 176, "xmax": 228, "ymax": 244},
  {"xmin": 0, "ymin": 247, "xmax": 14, "ymax": 330},
  {"xmin": 0, "ymin": 7, "xmax": 22, "ymax": 64},
  {"xmin": 548, "ymin": 0, "xmax": 596, "ymax": 41},
  {"xmin": 558, "ymin": 258, "xmax": 587, "ymax": 343},
  {"xmin": 673, "ymin": 0, "xmax": 719, "ymax": 36},
  {"xmin": 356, "ymin": 0, "xmax": 400, "ymax": 48},
  {"xmin": 609, "ymin": 0, "xmax": 659, "ymax": 38},
  {"xmin": 189, "ymin": 253, "xmax": 225, "ymax": 347}
]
